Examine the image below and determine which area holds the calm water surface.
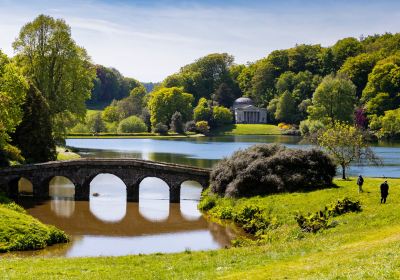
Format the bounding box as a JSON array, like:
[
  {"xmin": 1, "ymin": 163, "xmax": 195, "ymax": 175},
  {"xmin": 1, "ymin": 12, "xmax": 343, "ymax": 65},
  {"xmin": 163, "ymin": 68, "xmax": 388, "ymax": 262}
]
[
  {"xmin": 67, "ymin": 135, "xmax": 400, "ymax": 177},
  {"xmin": 8, "ymin": 135, "xmax": 399, "ymax": 258}
]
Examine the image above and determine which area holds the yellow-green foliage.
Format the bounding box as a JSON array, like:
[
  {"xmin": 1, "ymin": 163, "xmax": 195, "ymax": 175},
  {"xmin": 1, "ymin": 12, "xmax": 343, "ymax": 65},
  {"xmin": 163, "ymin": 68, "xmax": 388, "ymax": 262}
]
[{"xmin": 0, "ymin": 198, "xmax": 69, "ymax": 252}]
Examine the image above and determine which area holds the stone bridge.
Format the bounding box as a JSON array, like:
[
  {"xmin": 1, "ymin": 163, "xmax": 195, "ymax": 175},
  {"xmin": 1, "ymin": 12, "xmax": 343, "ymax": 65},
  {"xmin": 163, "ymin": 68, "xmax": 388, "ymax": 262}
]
[{"xmin": 0, "ymin": 158, "xmax": 211, "ymax": 203}]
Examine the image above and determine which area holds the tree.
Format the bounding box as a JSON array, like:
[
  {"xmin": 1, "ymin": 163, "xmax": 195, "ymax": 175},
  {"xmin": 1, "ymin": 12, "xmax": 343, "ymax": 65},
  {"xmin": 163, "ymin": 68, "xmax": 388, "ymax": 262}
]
[
  {"xmin": 13, "ymin": 14, "xmax": 96, "ymax": 138},
  {"xmin": 212, "ymin": 82, "xmax": 237, "ymax": 107},
  {"xmin": 12, "ymin": 84, "xmax": 56, "ymax": 163},
  {"xmin": 361, "ymin": 55, "xmax": 400, "ymax": 116},
  {"xmin": 117, "ymin": 116, "xmax": 147, "ymax": 133},
  {"xmin": 170, "ymin": 112, "xmax": 184, "ymax": 134},
  {"xmin": 87, "ymin": 112, "xmax": 106, "ymax": 133},
  {"xmin": 102, "ymin": 105, "xmax": 121, "ymax": 123},
  {"xmin": 193, "ymin": 97, "xmax": 212, "ymax": 122},
  {"xmin": 316, "ymin": 122, "xmax": 380, "ymax": 179},
  {"xmin": 212, "ymin": 106, "xmax": 233, "ymax": 127},
  {"xmin": 339, "ymin": 53, "xmax": 379, "ymax": 98},
  {"xmin": 275, "ymin": 91, "xmax": 297, "ymax": 123},
  {"xmin": 162, "ymin": 53, "xmax": 237, "ymax": 102},
  {"xmin": 110, "ymin": 85, "xmax": 147, "ymax": 119},
  {"xmin": 0, "ymin": 51, "xmax": 28, "ymax": 152},
  {"xmin": 369, "ymin": 108, "xmax": 400, "ymax": 139},
  {"xmin": 332, "ymin": 37, "xmax": 364, "ymax": 69},
  {"xmin": 308, "ymin": 74, "xmax": 356, "ymax": 125},
  {"xmin": 147, "ymin": 87, "xmax": 194, "ymax": 127}
]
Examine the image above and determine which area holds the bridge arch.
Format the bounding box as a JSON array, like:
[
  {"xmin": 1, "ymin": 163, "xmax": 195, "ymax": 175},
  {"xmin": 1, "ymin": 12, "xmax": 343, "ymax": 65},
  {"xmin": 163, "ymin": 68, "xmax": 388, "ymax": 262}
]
[
  {"xmin": 180, "ymin": 180, "xmax": 202, "ymax": 221},
  {"xmin": 139, "ymin": 177, "xmax": 170, "ymax": 222},
  {"xmin": 48, "ymin": 176, "xmax": 76, "ymax": 199},
  {"xmin": 18, "ymin": 177, "xmax": 33, "ymax": 196},
  {"xmin": 89, "ymin": 173, "xmax": 127, "ymax": 223}
]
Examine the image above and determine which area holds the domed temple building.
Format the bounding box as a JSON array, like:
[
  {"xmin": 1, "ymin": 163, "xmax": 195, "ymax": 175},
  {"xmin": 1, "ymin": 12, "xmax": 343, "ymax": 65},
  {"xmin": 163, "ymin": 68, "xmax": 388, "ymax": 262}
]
[{"xmin": 232, "ymin": 97, "xmax": 268, "ymax": 124}]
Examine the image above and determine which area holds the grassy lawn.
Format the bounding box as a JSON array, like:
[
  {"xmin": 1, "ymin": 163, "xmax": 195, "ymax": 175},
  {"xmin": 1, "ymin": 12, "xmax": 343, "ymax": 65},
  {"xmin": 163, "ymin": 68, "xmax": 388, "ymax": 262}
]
[
  {"xmin": 1, "ymin": 178, "xmax": 400, "ymax": 279},
  {"xmin": 66, "ymin": 133, "xmax": 202, "ymax": 139},
  {"xmin": 56, "ymin": 147, "xmax": 81, "ymax": 161},
  {"xmin": 213, "ymin": 124, "xmax": 281, "ymax": 135}
]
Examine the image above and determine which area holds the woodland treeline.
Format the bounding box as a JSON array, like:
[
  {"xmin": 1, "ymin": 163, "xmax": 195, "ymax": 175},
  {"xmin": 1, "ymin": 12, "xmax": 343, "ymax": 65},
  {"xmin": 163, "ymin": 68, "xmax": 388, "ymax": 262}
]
[{"xmin": 1, "ymin": 14, "xmax": 399, "ymax": 166}]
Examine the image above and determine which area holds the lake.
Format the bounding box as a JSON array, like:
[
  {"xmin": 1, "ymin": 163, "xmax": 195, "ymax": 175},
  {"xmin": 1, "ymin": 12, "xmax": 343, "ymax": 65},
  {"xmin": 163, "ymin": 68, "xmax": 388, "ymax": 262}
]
[{"xmin": 10, "ymin": 135, "xmax": 400, "ymax": 258}]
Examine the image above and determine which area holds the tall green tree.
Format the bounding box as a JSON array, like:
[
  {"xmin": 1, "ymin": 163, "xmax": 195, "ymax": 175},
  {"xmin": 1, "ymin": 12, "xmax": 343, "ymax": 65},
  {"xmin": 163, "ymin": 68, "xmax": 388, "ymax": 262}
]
[
  {"xmin": 147, "ymin": 87, "xmax": 194, "ymax": 127},
  {"xmin": 339, "ymin": 53, "xmax": 379, "ymax": 98},
  {"xmin": 361, "ymin": 55, "xmax": 400, "ymax": 116},
  {"xmin": 0, "ymin": 51, "xmax": 28, "ymax": 151},
  {"xmin": 308, "ymin": 74, "xmax": 356, "ymax": 124},
  {"xmin": 163, "ymin": 53, "xmax": 237, "ymax": 102},
  {"xmin": 275, "ymin": 91, "xmax": 297, "ymax": 123},
  {"xmin": 13, "ymin": 14, "xmax": 96, "ymax": 138},
  {"xmin": 332, "ymin": 37, "xmax": 364, "ymax": 69},
  {"xmin": 12, "ymin": 84, "xmax": 56, "ymax": 163}
]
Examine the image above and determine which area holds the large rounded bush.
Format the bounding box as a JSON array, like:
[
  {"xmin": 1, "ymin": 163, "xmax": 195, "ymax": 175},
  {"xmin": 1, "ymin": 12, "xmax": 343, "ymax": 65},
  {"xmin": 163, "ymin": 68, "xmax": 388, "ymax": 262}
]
[
  {"xmin": 117, "ymin": 116, "xmax": 147, "ymax": 133},
  {"xmin": 210, "ymin": 144, "xmax": 336, "ymax": 198}
]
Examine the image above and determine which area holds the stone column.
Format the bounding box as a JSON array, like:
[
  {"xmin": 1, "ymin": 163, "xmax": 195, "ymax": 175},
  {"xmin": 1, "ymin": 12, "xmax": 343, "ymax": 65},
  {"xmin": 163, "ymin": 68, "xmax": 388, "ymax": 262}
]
[
  {"xmin": 75, "ymin": 182, "xmax": 90, "ymax": 201},
  {"xmin": 127, "ymin": 182, "xmax": 140, "ymax": 202},
  {"xmin": 169, "ymin": 183, "xmax": 181, "ymax": 203},
  {"xmin": 32, "ymin": 177, "xmax": 49, "ymax": 200}
]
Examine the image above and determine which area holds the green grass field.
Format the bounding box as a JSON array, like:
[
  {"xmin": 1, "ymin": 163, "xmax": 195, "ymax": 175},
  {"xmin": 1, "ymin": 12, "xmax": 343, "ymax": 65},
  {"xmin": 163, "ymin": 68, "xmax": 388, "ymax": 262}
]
[
  {"xmin": 56, "ymin": 147, "xmax": 81, "ymax": 161},
  {"xmin": 1, "ymin": 178, "xmax": 400, "ymax": 279},
  {"xmin": 213, "ymin": 124, "xmax": 281, "ymax": 135}
]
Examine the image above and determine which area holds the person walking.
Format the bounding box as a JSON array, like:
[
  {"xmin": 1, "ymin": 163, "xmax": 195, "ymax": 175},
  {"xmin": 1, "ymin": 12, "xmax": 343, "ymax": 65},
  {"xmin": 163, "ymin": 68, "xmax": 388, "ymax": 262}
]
[
  {"xmin": 380, "ymin": 180, "xmax": 389, "ymax": 204},
  {"xmin": 357, "ymin": 175, "xmax": 364, "ymax": 193}
]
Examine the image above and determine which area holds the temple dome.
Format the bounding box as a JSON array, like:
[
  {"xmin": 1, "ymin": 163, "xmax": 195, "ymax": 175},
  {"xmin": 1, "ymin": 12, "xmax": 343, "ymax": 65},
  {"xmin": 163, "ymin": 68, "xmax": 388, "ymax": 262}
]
[{"xmin": 233, "ymin": 97, "xmax": 254, "ymax": 108}]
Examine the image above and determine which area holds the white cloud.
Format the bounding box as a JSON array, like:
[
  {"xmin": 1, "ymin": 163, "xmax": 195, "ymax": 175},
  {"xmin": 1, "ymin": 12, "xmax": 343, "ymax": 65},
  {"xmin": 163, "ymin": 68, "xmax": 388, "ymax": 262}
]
[{"xmin": 0, "ymin": 1, "xmax": 399, "ymax": 81}]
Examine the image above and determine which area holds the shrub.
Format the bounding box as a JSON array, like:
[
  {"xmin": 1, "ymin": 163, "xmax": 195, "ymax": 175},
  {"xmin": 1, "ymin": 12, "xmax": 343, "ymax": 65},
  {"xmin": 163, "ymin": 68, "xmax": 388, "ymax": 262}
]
[
  {"xmin": 170, "ymin": 111, "xmax": 184, "ymax": 134},
  {"xmin": 210, "ymin": 144, "xmax": 336, "ymax": 198},
  {"xmin": 153, "ymin": 123, "xmax": 169, "ymax": 135},
  {"xmin": 212, "ymin": 106, "xmax": 233, "ymax": 127},
  {"xmin": 185, "ymin": 121, "xmax": 197, "ymax": 133},
  {"xmin": 295, "ymin": 197, "xmax": 361, "ymax": 233},
  {"xmin": 117, "ymin": 116, "xmax": 147, "ymax": 133},
  {"xmin": 87, "ymin": 112, "xmax": 106, "ymax": 133},
  {"xmin": 195, "ymin": 121, "xmax": 210, "ymax": 135},
  {"xmin": 299, "ymin": 119, "xmax": 324, "ymax": 136}
]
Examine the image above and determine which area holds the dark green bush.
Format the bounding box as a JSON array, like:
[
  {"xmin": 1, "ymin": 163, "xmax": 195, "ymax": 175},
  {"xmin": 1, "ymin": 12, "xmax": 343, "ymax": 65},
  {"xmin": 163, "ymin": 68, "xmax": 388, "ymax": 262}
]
[
  {"xmin": 210, "ymin": 144, "xmax": 336, "ymax": 198},
  {"xmin": 185, "ymin": 121, "xmax": 197, "ymax": 133},
  {"xmin": 153, "ymin": 123, "xmax": 168, "ymax": 135},
  {"xmin": 295, "ymin": 197, "xmax": 361, "ymax": 233}
]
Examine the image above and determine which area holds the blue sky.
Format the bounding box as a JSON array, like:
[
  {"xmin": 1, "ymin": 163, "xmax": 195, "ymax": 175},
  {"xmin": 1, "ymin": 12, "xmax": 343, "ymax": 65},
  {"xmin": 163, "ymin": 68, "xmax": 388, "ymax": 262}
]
[{"xmin": 0, "ymin": 0, "xmax": 399, "ymax": 82}]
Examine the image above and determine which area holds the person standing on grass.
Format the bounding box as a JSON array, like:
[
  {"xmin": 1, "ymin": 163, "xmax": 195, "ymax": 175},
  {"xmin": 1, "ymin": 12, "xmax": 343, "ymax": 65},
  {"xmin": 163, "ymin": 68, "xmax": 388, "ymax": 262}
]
[
  {"xmin": 380, "ymin": 180, "xmax": 389, "ymax": 204},
  {"xmin": 357, "ymin": 175, "xmax": 364, "ymax": 193}
]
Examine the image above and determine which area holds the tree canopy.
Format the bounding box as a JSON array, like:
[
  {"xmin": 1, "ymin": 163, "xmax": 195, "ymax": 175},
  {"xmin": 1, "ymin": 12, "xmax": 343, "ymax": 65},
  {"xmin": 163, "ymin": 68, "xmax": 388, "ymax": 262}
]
[
  {"xmin": 147, "ymin": 87, "xmax": 194, "ymax": 127},
  {"xmin": 307, "ymin": 75, "xmax": 356, "ymax": 125},
  {"xmin": 13, "ymin": 14, "xmax": 96, "ymax": 137},
  {"xmin": 0, "ymin": 51, "xmax": 28, "ymax": 149}
]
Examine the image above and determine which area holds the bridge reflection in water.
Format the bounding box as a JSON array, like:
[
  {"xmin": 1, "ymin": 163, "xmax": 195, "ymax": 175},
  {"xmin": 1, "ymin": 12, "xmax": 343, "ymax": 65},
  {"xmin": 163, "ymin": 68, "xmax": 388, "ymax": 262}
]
[{"xmin": 13, "ymin": 175, "xmax": 240, "ymax": 257}]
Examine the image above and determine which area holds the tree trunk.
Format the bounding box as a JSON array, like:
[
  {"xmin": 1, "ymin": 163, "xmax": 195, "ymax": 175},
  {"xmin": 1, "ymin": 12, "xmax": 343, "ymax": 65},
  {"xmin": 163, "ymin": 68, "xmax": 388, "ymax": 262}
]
[{"xmin": 341, "ymin": 164, "xmax": 346, "ymax": 180}]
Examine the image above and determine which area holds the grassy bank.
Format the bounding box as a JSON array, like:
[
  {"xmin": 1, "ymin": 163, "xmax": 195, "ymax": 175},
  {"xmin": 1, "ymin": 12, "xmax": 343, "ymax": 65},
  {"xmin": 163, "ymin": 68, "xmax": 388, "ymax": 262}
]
[
  {"xmin": 212, "ymin": 124, "xmax": 282, "ymax": 135},
  {"xmin": 56, "ymin": 147, "xmax": 81, "ymax": 160},
  {"xmin": 0, "ymin": 196, "xmax": 68, "ymax": 252},
  {"xmin": 1, "ymin": 178, "xmax": 400, "ymax": 279},
  {"xmin": 66, "ymin": 132, "xmax": 202, "ymax": 139}
]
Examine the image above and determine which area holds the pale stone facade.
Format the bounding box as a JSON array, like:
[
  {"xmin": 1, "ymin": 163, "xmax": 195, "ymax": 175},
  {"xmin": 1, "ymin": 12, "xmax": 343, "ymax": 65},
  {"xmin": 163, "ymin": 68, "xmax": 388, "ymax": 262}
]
[{"xmin": 232, "ymin": 97, "xmax": 267, "ymax": 124}]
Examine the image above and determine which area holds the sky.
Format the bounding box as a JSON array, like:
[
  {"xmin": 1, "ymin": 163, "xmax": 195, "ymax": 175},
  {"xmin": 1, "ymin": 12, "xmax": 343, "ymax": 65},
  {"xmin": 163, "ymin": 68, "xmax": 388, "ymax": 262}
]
[{"xmin": 0, "ymin": 0, "xmax": 399, "ymax": 82}]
